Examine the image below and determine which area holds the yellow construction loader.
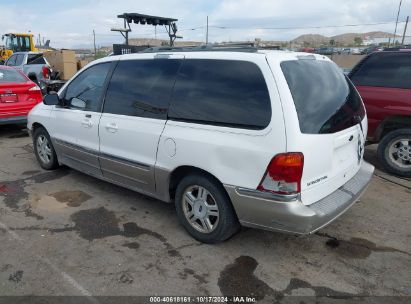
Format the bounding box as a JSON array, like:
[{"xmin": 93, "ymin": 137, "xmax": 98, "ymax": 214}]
[{"xmin": 0, "ymin": 33, "xmax": 39, "ymax": 63}]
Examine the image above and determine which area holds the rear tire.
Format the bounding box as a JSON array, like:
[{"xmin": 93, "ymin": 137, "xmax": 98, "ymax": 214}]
[
  {"xmin": 175, "ymin": 173, "xmax": 240, "ymax": 243},
  {"xmin": 33, "ymin": 127, "xmax": 59, "ymax": 170},
  {"xmin": 377, "ymin": 128, "xmax": 411, "ymax": 177}
]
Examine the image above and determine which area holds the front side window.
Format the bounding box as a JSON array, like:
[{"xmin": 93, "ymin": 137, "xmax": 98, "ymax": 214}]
[
  {"xmin": 104, "ymin": 59, "xmax": 182, "ymax": 119},
  {"xmin": 350, "ymin": 52, "xmax": 411, "ymax": 89},
  {"xmin": 64, "ymin": 62, "xmax": 111, "ymax": 112},
  {"xmin": 168, "ymin": 59, "xmax": 271, "ymax": 129},
  {"xmin": 281, "ymin": 59, "xmax": 365, "ymax": 134},
  {"xmin": 6, "ymin": 55, "xmax": 17, "ymax": 66}
]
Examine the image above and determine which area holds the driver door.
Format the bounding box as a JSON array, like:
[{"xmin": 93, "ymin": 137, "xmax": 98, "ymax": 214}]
[{"xmin": 50, "ymin": 62, "xmax": 113, "ymax": 177}]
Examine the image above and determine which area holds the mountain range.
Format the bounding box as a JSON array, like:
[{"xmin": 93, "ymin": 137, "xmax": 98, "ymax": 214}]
[{"xmin": 292, "ymin": 31, "xmax": 394, "ymax": 46}]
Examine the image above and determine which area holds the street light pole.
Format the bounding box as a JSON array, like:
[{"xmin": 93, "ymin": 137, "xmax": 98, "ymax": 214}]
[
  {"xmin": 206, "ymin": 16, "xmax": 209, "ymax": 45},
  {"xmin": 392, "ymin": 0, "xmax": 403, "ymax": 46},
  {"xmin": 402, "ymin": 16, "xmax": 409, "ymax": 45}
]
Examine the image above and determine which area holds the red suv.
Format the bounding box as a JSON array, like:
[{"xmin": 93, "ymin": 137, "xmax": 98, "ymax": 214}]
[{"xmin": 349, "ymin": 50, "xmax": 411, "ymax": 177}]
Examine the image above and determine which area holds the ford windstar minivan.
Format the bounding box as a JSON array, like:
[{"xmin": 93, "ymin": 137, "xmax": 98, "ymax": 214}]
[{"xmin": 28, "ymin": 46, "xmax": 374, "ymax": 243}]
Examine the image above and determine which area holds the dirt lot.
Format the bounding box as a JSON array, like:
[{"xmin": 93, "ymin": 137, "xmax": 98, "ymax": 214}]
[{"xmin": 0, "ymin": 125, "xmax": 410, "ymax": 302}]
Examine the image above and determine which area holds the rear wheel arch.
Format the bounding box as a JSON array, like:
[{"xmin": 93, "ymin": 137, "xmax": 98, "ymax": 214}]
[
  {"xmin": 168, "ymin": 166, "xmax": 227, "ymax": 202},
  {"xmin": 374, "ymin": 116, "xmax": 411, "ymax": 142}
]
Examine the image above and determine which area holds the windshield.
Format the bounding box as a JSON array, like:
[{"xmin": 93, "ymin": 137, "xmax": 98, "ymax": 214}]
[
  {"xmin": 281, "ymin": 59, "xmax": 365, "ymax": 134},
  {"xmin": 0, "ymin": 68, "xmax": 27, "ymax": 83},
  {"xmin": 4, "ymin": 35, "xmax": 31, "ymax": 52}
]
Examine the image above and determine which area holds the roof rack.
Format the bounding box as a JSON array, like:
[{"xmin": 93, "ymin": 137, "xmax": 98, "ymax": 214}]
[{"xmin": 141, "ymin": 43, "xmax": 259, "ymax": 53}]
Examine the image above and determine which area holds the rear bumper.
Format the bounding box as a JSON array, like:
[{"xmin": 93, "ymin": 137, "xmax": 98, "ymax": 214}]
[
  {"xmin": 225, "ymin": 161, "xmax": 374, "ymax": 235},
  {"xmin": 0, "ymin": 116, "xmax": 27, "ymax": 125}
]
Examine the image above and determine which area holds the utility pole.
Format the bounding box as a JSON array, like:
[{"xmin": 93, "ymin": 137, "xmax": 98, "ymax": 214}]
[
  {"xmin": 392, "ymin": 0, "xmax": 402, "ymax": 46},
  {"xmin": 206, "ymin": 16, "xmax": 209, "ymax": 45},
  {"xmin": 93, "ymin": 29, "xmax": 97, "ymax": 59},
  {"xmin": 402, "ymin": 16, "xmax": 409, "ymax": 45}
]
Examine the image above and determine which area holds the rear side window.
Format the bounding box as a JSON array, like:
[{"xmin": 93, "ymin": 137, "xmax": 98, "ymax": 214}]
[
  {"xmin": 350, "ymin": 52, "xmax": 411, "ymax": 89},
  {"xmin": 104, "ymin": 59, "xmax": 182, "ymax": 119},
  {"xmin": 0, "ymin": 69, "xmax": 26, "ymax": 83},
  {"xmin": 281, "ymin": 60, "xmax": 365, "ymax": 134},
  {"xmin": 27, "ymin": 54, "xmax": 46, "ymax": 65},
  {"xmin": 168, "ymin": 59, "xmax": 271, "ymax": 130}
]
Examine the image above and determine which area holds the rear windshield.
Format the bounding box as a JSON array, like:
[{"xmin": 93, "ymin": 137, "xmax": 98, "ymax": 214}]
[
  {"xmin": 281, "ymin": 60, "xmax": 365, "ymax": 134},
  {"xmin": 0, "ymin": 69, "xmax": 27, "ymax": 83}
]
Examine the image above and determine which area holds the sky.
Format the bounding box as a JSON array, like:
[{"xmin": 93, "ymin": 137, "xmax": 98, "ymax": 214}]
[{"xmin": 0, "ymin": 0, "xmax": 409, "ymax": 48}]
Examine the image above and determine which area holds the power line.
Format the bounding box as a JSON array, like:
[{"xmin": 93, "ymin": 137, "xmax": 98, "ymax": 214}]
[{"xmin": 179, "ymin": 20, "xmax": 407, "ymax": 32}]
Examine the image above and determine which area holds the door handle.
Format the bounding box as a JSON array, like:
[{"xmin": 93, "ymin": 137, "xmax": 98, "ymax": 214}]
[
  {"xmin": 81, "ymin": 119, "xmax": 93, "ymax": 128},
  {"xmin": 105, "ymin": 122, "xmax": 118, "ymax": 133}
]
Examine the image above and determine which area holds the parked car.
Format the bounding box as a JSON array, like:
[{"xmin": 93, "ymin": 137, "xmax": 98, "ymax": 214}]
[
  {"xmin": 350, "ymin": 48, "xmax": 362, "ymax": 55},
  {"xmin": 315, "ymin": 47, "xmax": 334, "ymax": 55},
  {"xmin": 349, "ymin": 50, "xmax": 411, "ymax": 177},
  {"xmin": 0, "ymin": 65, "xmax": 43, "ymax": 125},
  {"xmin": 360, "ymin": 45, "xmax": 383, "ymax": 55},
  {"xmin": 28, "ymin": 48, "xmax": 374, "ymax": 243},
  {"xmin": 4, "ymin": 52, "xmax": 51, "ymax": 93},
  {"xmin": 341, "ymin": 48, "xmax": 351, "ymax": 54},
  {"xmin": 298, "ymin": 47, "xmax": 315, "ymax": 53}
]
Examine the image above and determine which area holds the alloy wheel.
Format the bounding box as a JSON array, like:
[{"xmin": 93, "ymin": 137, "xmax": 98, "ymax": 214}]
[{"xmin": 182, "ymin": 185, "xmax": 220, "ymax": 234}]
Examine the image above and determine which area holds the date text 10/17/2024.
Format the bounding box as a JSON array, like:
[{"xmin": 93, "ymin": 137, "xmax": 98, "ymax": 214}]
[{"xmin": 149, "ymin": 297, "xmax": 257, "ymax": 303}]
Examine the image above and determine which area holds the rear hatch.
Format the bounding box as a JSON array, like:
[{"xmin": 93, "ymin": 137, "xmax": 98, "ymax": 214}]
[{"xmin": 271, "ymin": 54, "xmax": 367, "ymax": 205}]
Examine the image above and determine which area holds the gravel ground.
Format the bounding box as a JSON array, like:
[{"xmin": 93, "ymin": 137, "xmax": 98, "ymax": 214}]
[{"xmin": 0, "ymin": 125, "xmax": 410, "ymax": 303}]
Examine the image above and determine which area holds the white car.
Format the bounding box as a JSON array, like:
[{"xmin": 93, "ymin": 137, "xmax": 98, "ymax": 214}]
[
  {"xmin": 351, "ymin": 48, "xmax": 362, "ymax": 55},
  {"xmin": 28, "ymin": 46, "xmax": 374, "ymax": 243}
]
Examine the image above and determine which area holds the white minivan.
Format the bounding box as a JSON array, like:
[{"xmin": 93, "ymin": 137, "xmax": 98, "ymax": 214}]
[{"xmin": 28, "ymin": 46, "xmax": 374, "ymax": 243}]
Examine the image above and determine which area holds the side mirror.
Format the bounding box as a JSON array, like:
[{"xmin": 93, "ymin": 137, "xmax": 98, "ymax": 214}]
[{"xmin": 43, "ymin": 93, "xmax": 61, "ymax": 106}]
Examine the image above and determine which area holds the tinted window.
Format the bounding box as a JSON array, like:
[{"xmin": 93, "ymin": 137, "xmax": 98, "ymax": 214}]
[
  {"xmin": 104, "ymin": 59, "xmax": 182, "ymax": 119},
  {"xmin": 0, "ymin": 68, "xmax": 26, "ymax": 83},
  {"xmin": 350, "ymin": 52, "xmax": 411, "ymax": 89},
  {"xmin": 281, "ymin": 60, "xmax": 365, "ymax": 134},
  {"xmin": 27, "ymin": 54, "xmax": 46, "ymax": 65},
  {"xmin": 64, "ymin": 62, "xmax": 111, "ymax": 112},
  {"xmin": 168, "ymin": 59, "xmax": 271, "ymax": 129}
]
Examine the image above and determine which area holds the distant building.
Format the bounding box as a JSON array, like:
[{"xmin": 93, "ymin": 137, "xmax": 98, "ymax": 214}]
[{"xmin": 363, "ymin": 36, "xmax": 411, "ymax": 45}]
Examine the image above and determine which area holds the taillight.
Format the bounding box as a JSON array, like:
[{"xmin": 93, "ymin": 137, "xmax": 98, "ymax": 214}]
[
  {"xmin": 42, "ymin": 66, "xmax": 50, "ymax": 79},
  {"xmin": 257, "ymin": 153, "xmax": 304, "ymax": 195},
  {"xmin": 28, "ymin": 85, "xmax": 43, "ymax": 102},
  {"xmin": 28, "ymin": 85, "xmax": 41, "ymax": 91}
]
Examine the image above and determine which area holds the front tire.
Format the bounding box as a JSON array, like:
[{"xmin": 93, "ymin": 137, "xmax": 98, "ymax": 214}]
[
  {"xmin": 175, "ymin": 174, "xmax": 240, "ymax": 243},
  {"xmin": 33, "ymin": 127, "xmax": 59, "ymax": 170},
  {"xmin": 377, "ymin": 128, "xmax": 411, "ymax": 177}
]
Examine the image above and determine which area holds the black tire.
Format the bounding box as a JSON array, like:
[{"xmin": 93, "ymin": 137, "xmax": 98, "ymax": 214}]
[
  {"xmin": 33, "ymin": 127, "xmax": 59, "ymax": 170},
  {"xmin": 175, "ymin": 173, "xmax": 240, "ymax": 243},
  {"xmin": 377, "ymin": 128, "xmax": 411, "ymax": 177}
]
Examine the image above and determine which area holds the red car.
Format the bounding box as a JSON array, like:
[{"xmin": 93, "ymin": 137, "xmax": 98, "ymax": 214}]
[
  {"xmin": 349, "ymin": 50, "xmax": 411, "ymax": 177},
  {"xmin": 0, "ymin": 65, "xmax": 43, "ymax": 125}
]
